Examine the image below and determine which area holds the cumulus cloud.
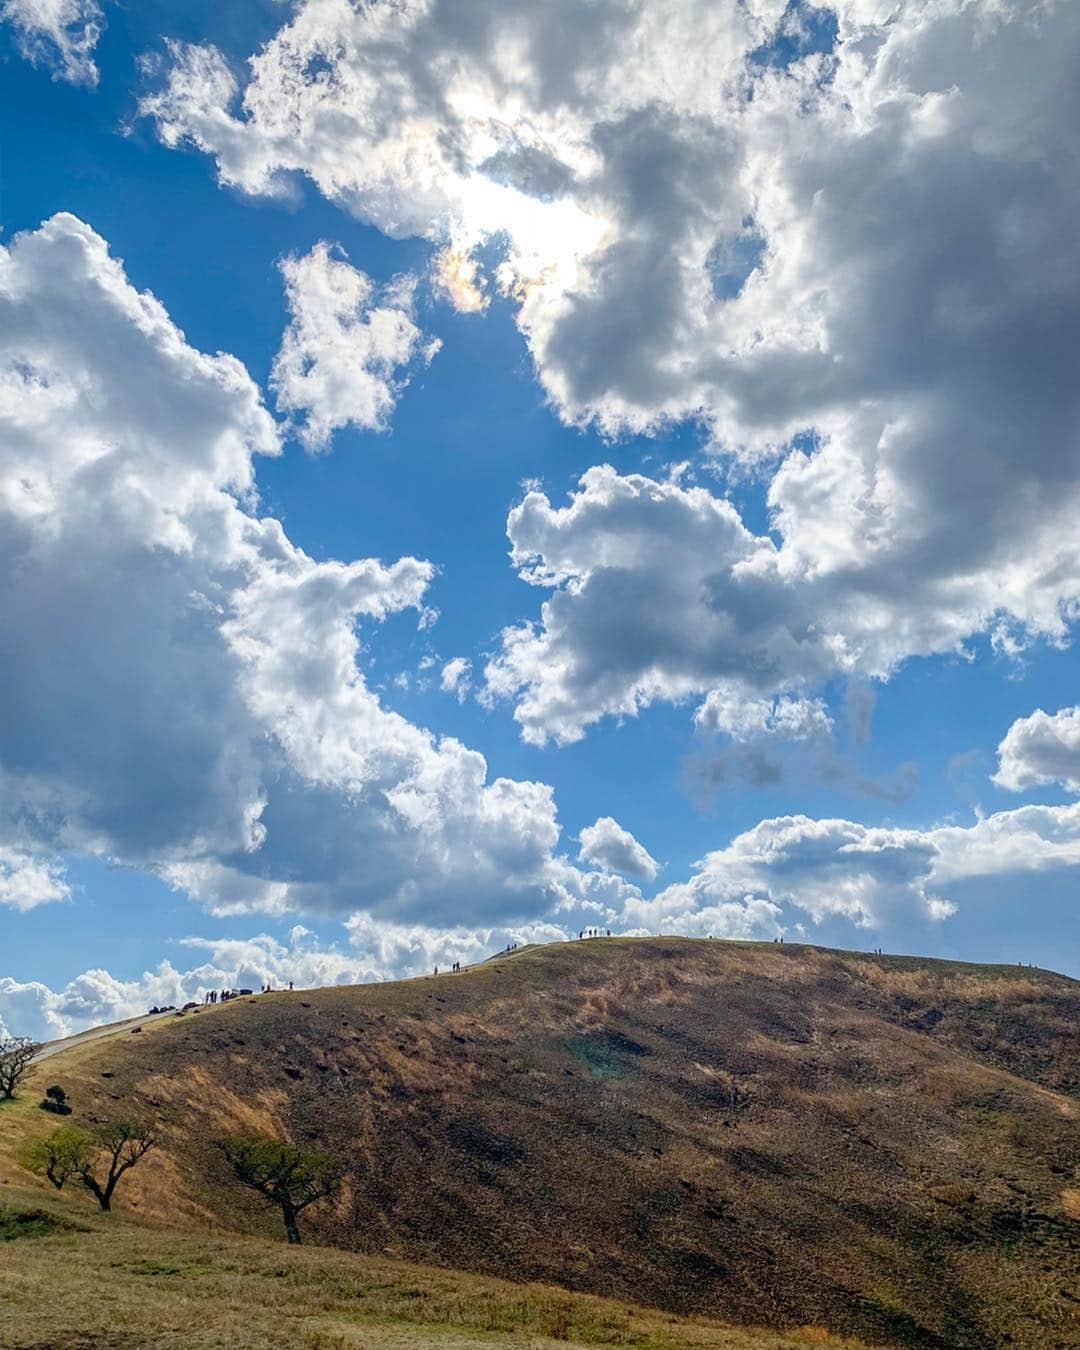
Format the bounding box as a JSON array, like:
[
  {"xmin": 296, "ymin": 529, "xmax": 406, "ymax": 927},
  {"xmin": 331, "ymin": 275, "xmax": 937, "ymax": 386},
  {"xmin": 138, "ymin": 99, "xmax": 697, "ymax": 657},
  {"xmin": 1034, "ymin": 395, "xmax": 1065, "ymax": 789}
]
[
  {"xmin": 0, "ymin": 977, "xmax": 67, "ymax": 1041},
  {"xmin": 143, "ymin": 1, "xmax": 1080, "ymax": 747},
  {"xmin": 483, "ymin": 459, "xmax": 1080, "ymax": 748},
  {"xmin": 578, "ymin": 817, "xmax": 658, "ymax": 882},
  {"xmin": 694, "ymin": 691, "xmax": 832, "ymax": 742},
  {"xmin": 0, "ymin": 214, "xmax": 637, "ymax": 931},
  {"xmin": 1, "ymin": 0, "xmax": 101, "ymax": 84},
  {"xmin": 483, "ymin": 466, "xmax": 796, "ymax": 745},
  {"xmin": 631, "ymin": 814, "xmax": 948, "ymax": 936},
  {"xmin": 628, "ymin": 798, "xmax": 1080, "ymax": 940},
  {"xmin": 141, "ymin": 0, "xmax": 1080, "ymax": 440},
  {"xmin": 440, "ymin": 656, "xmax": 472, "ymax": 701},
  {"xmin": 0, "ymin": 847, "xmax": 68, "ymax": 910},
  {"xmin": 929, "ymin": 802, "xmax": 1080, "ymax": 887},
  {"xmin": 479, "ymin": 465, "xmax": 910, "ymax": 745},
  {"xmin": 994, "ymin": 706, "xmax": 1080, "ymax": 795},
  {"xmin": 271, "ymin": 242, "xmax": 438, "ymax": 451},
  {"xmin": 343, "ymin": 911, "xmax": 566, "ymax": 974}
]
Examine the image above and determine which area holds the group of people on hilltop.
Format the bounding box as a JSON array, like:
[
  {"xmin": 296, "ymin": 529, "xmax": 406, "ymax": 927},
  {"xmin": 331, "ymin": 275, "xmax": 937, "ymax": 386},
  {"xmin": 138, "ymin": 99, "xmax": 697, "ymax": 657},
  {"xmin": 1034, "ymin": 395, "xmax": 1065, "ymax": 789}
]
[
  {"xmin": 433, "ymin": 943, "xmax": 522, "ymax": 976},
  {"xmin": 203, "ymin": 980, "xmax": 294, "ymax": 1004},
  {"xmin": 579, "ymin": 928, "xmax": 611, "ymax": 938}
]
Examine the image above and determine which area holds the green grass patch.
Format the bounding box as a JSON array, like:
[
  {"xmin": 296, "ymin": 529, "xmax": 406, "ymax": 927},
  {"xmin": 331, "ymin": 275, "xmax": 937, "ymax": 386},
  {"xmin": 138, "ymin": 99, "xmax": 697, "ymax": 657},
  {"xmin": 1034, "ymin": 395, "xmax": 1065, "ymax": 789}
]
[{"xmin": 0, "ymin": 1205, "xmax": 81, "ymax": 1241}]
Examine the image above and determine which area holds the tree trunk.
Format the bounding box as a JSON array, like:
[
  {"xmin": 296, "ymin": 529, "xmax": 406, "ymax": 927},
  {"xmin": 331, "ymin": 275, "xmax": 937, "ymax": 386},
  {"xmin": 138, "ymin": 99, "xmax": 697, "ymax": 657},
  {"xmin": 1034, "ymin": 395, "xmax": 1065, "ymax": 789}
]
[
  {"xmin": 282, "ymin": 1206, "xmax": 302, "ymax": 1244},
  {"xmin": 80, "ymin": 1173, "xmax": 109, "ymax": 1211}
]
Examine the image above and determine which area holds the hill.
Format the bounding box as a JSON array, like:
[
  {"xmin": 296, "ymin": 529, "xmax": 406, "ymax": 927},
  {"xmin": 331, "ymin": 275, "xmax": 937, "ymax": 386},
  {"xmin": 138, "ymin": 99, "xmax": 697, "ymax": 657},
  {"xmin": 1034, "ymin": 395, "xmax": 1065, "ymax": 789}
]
[{"xmin": 4, "ymin": 938, "xmax": 1078, "ymax": 1347}]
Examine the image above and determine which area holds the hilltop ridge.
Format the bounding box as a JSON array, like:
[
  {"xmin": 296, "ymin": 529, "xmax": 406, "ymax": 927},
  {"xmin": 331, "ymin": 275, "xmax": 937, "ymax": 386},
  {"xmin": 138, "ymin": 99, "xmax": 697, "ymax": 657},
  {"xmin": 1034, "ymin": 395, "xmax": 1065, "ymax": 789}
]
[{"xmin": 6, "ymin": 938, "xmax": 1079, "ymax": 1348}]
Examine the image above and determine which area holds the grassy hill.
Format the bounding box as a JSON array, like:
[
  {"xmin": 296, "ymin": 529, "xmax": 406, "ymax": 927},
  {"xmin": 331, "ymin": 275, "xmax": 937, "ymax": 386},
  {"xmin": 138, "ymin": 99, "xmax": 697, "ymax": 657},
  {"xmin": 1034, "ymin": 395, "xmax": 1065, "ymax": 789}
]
[
  {"xmin": 0, "ymin": 1186, "xmax": 864, "ymax": 1349},
  {"xmin": 3, "ymin": 938, "xmax": 1078, "ymax": 1348}
]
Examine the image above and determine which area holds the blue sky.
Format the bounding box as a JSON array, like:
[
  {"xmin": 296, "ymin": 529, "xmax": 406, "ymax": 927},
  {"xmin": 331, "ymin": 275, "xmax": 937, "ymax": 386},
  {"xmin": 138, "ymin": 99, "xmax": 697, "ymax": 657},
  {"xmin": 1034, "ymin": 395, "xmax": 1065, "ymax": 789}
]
[{"xmin": 1, "ymin": 0, "xmax": 1079, "ymax": 1035}]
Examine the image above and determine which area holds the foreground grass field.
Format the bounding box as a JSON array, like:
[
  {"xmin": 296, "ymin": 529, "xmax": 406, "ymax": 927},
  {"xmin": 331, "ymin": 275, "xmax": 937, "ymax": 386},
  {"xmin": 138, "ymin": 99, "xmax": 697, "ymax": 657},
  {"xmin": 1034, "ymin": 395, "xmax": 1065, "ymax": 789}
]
[{"xmin": 0, "ymin": 1184, "xmax": 864, "ymax": 1349}]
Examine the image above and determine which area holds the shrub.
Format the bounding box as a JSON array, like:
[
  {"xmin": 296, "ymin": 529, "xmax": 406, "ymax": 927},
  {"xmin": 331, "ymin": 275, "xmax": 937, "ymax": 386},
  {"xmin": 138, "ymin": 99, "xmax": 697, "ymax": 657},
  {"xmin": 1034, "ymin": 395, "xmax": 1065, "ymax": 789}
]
[{"xmin": 39, "ymin": 1085, "xmax": 72, "ymax": 1115}]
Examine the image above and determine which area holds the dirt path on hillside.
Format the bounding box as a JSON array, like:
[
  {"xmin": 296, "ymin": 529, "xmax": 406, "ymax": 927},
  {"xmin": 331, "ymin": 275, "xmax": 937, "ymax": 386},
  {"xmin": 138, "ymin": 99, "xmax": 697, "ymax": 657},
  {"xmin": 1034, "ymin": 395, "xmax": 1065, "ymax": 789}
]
[{"xmin": 32, "ymin": 1011, "xmax": 171, "ymax": 1064}]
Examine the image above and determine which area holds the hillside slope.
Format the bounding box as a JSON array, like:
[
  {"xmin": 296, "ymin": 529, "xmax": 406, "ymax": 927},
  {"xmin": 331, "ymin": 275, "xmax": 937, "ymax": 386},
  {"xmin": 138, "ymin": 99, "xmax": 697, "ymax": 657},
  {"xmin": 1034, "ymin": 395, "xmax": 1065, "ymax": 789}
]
[
  {"xmin": 0, "ymin": 1184, "xmax": 864, "ymax": 1349},
  {"xmin": 9, "ymin": 939, "xmax": 1079, "ymax": 1348}
]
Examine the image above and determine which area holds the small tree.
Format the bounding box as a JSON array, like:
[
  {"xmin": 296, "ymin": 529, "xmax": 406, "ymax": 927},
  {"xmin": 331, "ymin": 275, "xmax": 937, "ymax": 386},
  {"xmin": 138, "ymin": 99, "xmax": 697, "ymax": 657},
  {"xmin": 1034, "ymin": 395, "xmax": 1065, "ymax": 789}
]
[
  {"xmin": 0, "ymin": 1036, "xmax": 37, "ymax": 1099},
  {"xmin": 220, "ymin": 1134, "xmax": 340, "ymax": 1244},
  {"xmin": 20, "ymin": 1120, "xmax": 156, "ymax": 1211},
  {"xmin": 77, "ymin": 1121, "xmax": 157, "ymax": 1211},
  {"xmin": 19, "ymin": 1125, "xmax": 89, "ymax": 1189}
]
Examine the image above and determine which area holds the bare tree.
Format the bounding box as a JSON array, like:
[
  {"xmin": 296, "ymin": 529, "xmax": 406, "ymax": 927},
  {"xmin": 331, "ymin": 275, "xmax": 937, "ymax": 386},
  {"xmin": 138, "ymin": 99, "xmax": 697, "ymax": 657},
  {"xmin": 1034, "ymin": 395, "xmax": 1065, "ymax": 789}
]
[
  {"xmin": 0, "ymin": 1036, "xmax": 38, "ymax": 1099},
  {"xmin": 220, "ymin": 1133, "xmax": 340, "ymax": 1244},
  {"xmin": 21, "ymin": 1120, "xmax": 157, "ymax": 1210}
]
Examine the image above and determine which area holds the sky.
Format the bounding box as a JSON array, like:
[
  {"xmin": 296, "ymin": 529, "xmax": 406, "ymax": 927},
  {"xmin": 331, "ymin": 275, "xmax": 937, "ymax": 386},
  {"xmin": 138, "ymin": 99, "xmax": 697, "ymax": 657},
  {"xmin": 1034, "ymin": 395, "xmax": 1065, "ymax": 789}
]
[{"xmin": 1, "ymin": 0, "xmax": 1079, "ymax": 1039}]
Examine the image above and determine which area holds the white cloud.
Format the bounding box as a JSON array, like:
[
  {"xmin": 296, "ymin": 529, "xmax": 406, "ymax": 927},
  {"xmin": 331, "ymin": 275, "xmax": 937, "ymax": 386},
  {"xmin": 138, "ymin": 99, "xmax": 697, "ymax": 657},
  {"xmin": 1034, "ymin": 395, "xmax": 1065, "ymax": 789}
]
[
  {"xmin": 0, "ymin": 847, "xmax": 68, "ymax": 910},
  {"xmin": 694, "ymin": 691, "xmax": 832, "ymax": 742},
  {"xmin": 478, "ymin": 465, "xmax": 907, "ymax": 745},
  {"xmin": 141, "ymin": 0, "xmax": 1080, "ymax": 440},
  {"xmin": 1, "ymin": 0, "xmax": 101, "ymax": 84},
  {"xmin": 0, "ymin": 977, "xmax": 68, "ymax": 1041},
  {"xmin": 440, "ymin": 656, "xmax": 472, "ymax": 701},
  {"xmin": 632, "ymin": 814, "xmax": 948, "ymax": 936},
  {"xmin": 994, "ymin": 706, "xmax": 1080, "ymax": 795},
  {"xmin": 578, "ymin": 816, "xmax": 658, "ymax": 882},
  {"xmin": 144, "ymin": 1, "xmax": 1080, "ymax": 744},
  {"xmin": 629, "ymin": 799, "xmax": 1080, "ymax": 939},
  {"xmin": 0, "ymin": 214, "xmax": 637, "ymax": 932},
  {"xmin": 929, "ymin": 802, "xmax": 1080, "ymax": 886},
  {"xmin": 432, "ymin": 248, "xmax": 487, "ymax": 314},
  {"xmin": 271, "ymin": 242, "xmax": 438, "ymax": 452},
  {"xmin": 483, "ymin": 461, "xmax": 1080, "ymax": 747},
  {"xmin": 482, "ymin": 466, "xmax": 789, "ymax": 745}
]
